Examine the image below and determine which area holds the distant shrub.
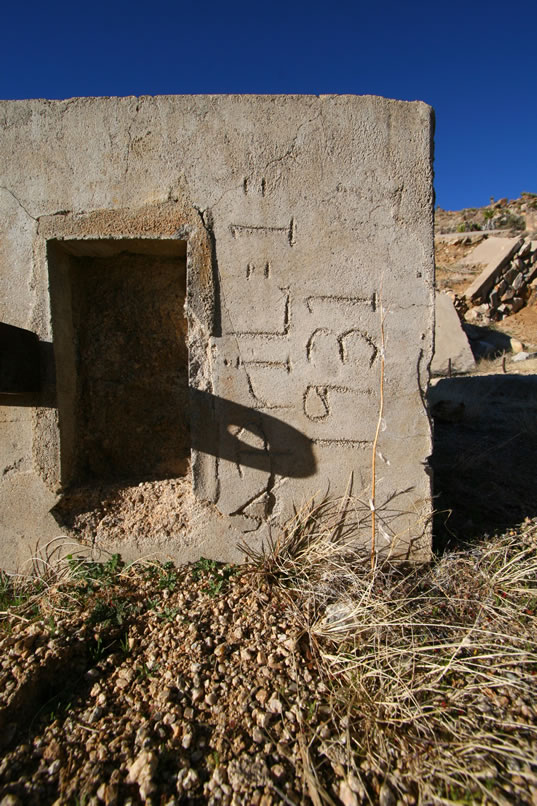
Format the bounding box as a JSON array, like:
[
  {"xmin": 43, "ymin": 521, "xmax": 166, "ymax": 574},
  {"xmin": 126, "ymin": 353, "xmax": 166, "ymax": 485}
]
[
  {"xmin": 457, "ymin": 221, "xmax": 482, "ymax": 232},
  {"xmin": 495, "ymin": 212, "xmax": 526, "ymax": 231}
]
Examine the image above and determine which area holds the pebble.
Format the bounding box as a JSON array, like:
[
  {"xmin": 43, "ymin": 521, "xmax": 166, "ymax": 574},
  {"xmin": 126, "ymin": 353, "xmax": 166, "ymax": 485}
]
[
  {"xmin": 379, "ymin": 782, "xmax": 397, "ymax": 806},
  {"xmin": 267, "ymin": 696, "xmax": 283, "ymax": 714},
  {"xmin": 255, "ymin": 688, "xmax": 268, "ymax": 705},
  {"xmin": 87, "ymin": 706, "xmax": 105, "ymax": 723},
  {"xmin": 339, "ymin": 780, "xmax": 359, "ymax": 806},
  {"xmin": 181, "ymin": 730, "xmax": 193, "ymax": 749},
  {"xmin": 252, "ymin": 726, "xmax": 264, "ymax": 743}
]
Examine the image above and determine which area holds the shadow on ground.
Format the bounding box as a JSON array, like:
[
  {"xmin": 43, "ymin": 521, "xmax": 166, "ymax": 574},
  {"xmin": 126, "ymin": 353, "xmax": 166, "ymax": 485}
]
[{"xmin": 429, "ymin": 373, "xmax": 537, "ymax": 552}]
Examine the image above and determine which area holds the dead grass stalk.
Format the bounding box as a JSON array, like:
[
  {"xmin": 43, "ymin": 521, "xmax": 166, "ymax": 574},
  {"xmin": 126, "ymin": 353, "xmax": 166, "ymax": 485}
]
[{"xmin": 257, "ymin": 502, "xmax": 537, "ymax": 804}]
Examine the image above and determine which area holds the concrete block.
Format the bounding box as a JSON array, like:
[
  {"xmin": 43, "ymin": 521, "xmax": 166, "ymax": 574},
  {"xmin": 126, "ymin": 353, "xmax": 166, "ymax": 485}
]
[
  {"xmin": 0, "ymin": 95, "xmax": 434, "ymax": 567},
  {"xmin": 431, "ymin": 293, "xmax": 475, "ymax": 375},
  {"xmin": 463, "ymin": 237, "xmax": 523, "ymax": 300}
]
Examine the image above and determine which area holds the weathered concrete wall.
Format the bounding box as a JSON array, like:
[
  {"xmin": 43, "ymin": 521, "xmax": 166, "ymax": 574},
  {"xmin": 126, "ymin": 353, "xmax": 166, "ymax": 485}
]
[{"xmin": 0, "ymin": 95, "xmax": 435, "ymax": 570}]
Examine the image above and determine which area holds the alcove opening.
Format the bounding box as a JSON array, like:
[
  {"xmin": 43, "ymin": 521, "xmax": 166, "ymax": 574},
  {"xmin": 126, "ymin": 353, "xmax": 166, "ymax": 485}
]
[{"xmin": 48, "ymin": 238, "xmax": 189, "ymax": 489}]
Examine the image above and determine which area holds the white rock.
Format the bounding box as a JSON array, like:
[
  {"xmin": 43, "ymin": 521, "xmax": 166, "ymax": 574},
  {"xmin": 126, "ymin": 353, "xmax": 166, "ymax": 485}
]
[
  {"xmin": 510, "ymin": 338, "xmax": 525, "ymax": 353},
  {"xmin": 267, "ymin": 696, "xmax": 283, "ymax": 714},
  {"xmin": 252, "ymin": 726, "xmax": 264, "ymax": 743},
  {"xmin": 127, "ymin": 750, "xmax": 158, "ymax": 801},
  {"xmin": 338, "ymin": 780, "xmax": 359, "ymax": 806}
]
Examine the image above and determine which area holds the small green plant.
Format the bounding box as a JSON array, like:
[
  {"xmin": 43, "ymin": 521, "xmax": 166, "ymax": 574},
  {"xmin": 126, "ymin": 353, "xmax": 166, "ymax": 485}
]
[
  {"xmin": 66, "ymin": 553, "xmax": 124, "ymax": 593},
  {"xmin": 495, "ymin": 211, "xmax": 525, "ymax": 231},
  {"xmin": 306, "ymin": 701, "xmax": 316, "ymax": 722},
  {"xmin": 119, "ymin": 631, "xmax": 130, "ymax": 656},
  {"xmin": 157, "ymin": 561, "xmax": 178, "ymax": 592},
  {"xmin": 208, "ymin": 750, "xmax": 220, "ymax": 770},
  {"xmin": 457, "ymin": 221, "xmax": 482, "ymax": 232},
  {"xmin": 192, "ymin": 556, "xmax": 219, "ymax": 579},
  {"xmin": 0, "ymin": 570, "xmax": 31, "ymax": 611},
  {"xmin": 137, "ymin": 661, "xmax": 159, "ymax": 680},
  {"xmin": 90, "ymin": 635, "xmax": 104, "ymax": 662},
  {"xmin": 192, "ymin": 558, "xmax": 240, "ymax": 596},
  {"xmin": 88, "ymin": 596, "xmax": 132, "ymax": 628},
  {"xmin": 158, "ymin": 605, "xmax": 181, "ymax": 622}
]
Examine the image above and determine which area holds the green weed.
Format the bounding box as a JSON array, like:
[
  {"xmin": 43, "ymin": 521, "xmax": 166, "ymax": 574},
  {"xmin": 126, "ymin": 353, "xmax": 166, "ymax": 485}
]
[
  {"xmin": 88, "ymin": 597, "xmax": 132, "ymax": 628},
  {"xmin": 137, "ymin": 661, "xmax": 159, "ymax": 680},
  {"xmin": 158, "ymin": 605, "xmax": 181, "ymax": 622},
  {"xmin": 66, "ymin": 553, "xmax": 124, "ymax": 590},
  {"xmin": 157, "ymin": 561, "xmax": 178, "ymax": 592},
  {"xmin": 119, "ymin": 631, "xmax": 130, "ymax": 656},
  {"xmin": 192, "ymin": 557, "xmax": 240, "ymax": 596},
  {"xmin": 0, "ymin": 570, "xmax": 31, "ymax": 610}
]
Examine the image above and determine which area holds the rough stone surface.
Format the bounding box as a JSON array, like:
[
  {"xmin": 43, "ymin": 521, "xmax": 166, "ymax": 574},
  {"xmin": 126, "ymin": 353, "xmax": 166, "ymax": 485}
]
[
  {"xmin": 431, "ymin": 292, "xmax": 475, "ymax": 376},
  {"xmin": 0, "ymin": 95, "xmax": 434, "ymax": 567},
  {"xmin": 455, "ymin": 235, "xmax": 537, "ymax": 324},
  {"xmin": 463, "ymin": 237, "xmax": 523, "ymax": 300}
]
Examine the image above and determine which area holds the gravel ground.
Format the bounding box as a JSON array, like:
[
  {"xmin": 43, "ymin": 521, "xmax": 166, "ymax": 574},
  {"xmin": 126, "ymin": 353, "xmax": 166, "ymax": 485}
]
[
  {"xmin": 1, "ymin": 525, "xmax": 537, "ymax": 806},
  {"xmin": 0, "ymin": 559, "xmax": 351, "ymax": 805}
]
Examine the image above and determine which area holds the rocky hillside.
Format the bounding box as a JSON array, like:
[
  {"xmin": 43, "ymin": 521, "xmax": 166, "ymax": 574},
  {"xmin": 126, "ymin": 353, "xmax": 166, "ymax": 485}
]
[
  {"xmin": 435, "ymin": 193, "xmax": 537, "ymax": 351},
  {"xmin": 435, "ymin": 192, "xmax": 537, "ymax": 236}
]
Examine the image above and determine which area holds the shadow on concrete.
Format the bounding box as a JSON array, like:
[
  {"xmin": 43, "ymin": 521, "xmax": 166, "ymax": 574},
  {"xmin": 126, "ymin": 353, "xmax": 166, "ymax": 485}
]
[
  {"xmin": 0, "ymin": 325, "xmax": 56, "ymax": 407},
  {"xmin": 0, "ymin": 331, "xmax": 315, "ymax": 481},
  {"xmin": 52, "ymin": 389, "xmax": 316, "ymax": 538},
  {"xmin": 429, "ymin": 373, "xmax": 537, "ymax": 551},
  {"xmin": 190, "ymin": 388, "xmax": 315, "ymax": 480}
]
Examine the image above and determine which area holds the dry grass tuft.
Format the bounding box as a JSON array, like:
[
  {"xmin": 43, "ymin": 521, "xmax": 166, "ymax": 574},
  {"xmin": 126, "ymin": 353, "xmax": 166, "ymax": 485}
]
[
  {"xmin": 258, "ymin": 503, "xmax": 537, "ymax": 804},
  {"xmin": 0, "ymin": 539, "xmax": 162, "ymax": 634}
]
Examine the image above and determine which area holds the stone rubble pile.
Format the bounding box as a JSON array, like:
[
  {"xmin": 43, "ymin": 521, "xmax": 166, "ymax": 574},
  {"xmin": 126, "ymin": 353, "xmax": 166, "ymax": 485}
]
[{"xmin": 463, "ymin": 236, "xmax": 537, "ymax": 324}]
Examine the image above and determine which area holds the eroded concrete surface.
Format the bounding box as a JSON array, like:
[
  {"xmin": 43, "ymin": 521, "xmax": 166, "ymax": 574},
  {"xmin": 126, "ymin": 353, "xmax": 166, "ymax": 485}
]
[{"xmin": 0, "ymin": 95, "xmax": 434, "ymax": 569}]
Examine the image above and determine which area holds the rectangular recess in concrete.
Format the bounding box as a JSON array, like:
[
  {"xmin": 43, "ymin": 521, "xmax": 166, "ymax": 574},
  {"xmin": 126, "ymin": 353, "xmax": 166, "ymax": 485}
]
[{"xmin": 48, "ymin": 238, "xmax": 189, "ymax": 487}]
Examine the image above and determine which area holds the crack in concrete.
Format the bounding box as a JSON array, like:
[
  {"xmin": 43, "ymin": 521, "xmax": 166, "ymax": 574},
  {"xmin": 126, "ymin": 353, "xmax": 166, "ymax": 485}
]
[
  {"xmin": 208, "ymin": 187, "xmax": 236, "ymax": 212},
  {"xmin": 0, "ymin": 187, "xmax": 38, "ymax": 221},
  {"xmin": 124, "ymin": 122, "xmax": 135, "ymax": 180},
  {"xmin": 2, "ymin": 458, "xmax": 24, "ymax": 477},
  {"xmin": 262, "ymin": 111, "xmax": 322, "ymax": 174},
  {"xmin": 416, "ymin": 346, "xmax": 431, "ymax": 421}
]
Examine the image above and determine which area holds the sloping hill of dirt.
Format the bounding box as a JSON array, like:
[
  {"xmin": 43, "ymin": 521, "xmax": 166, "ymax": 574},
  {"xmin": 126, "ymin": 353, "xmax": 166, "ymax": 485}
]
[{"xmin": 435, "ymin": 191, "xmax": 537, "ymax": 236}]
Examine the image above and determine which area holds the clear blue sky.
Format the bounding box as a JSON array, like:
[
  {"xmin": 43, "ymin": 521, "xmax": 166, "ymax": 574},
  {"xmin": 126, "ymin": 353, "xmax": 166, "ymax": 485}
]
[{"xmin": 2, "ymin": 0, "xmax": 536, "ymax": 210}]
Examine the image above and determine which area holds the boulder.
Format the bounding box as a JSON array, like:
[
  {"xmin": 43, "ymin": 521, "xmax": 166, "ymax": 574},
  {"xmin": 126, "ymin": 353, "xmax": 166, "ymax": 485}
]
[{"xmin": 432, "ymin": 293, "xmax": 475, "ymax": 375}]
